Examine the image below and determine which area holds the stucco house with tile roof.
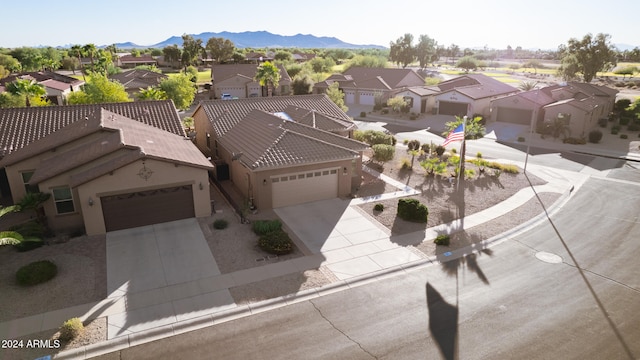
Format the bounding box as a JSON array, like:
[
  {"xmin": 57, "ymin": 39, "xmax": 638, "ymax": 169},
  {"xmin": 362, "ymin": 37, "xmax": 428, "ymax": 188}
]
[
  {"xmin": 314, "ymin": 67, "xmax": 426, "ymax": 106},
  {"xmin": 490, "ymin": 82, "xmax": 618, "ymax": 137},
  {"xmin": 0, "ymin": 71, "xmax": 84, "ymax": 105},
  {"xmin": 0, "ymin": 100, "xmax": 212, "ymax": 234},
  {"xmin": 0, "ymin": 109, "xmax": 211, "ymax": 235},
  {"xmin": 432, "ymin": 74, "xmax": 519, "ymax": 117},
  {"xmin": 109, "ymin": 69, "xmax": 168, "ymax": 99},
  {"xmin": 192, "ymin": 94, "xmax": 368, "ymax": 209},
  {"xmin": 210, "ymin": 63, "xmax": 291, "ymax": 99},
  {"xmin": 115, "ymin": 54, "xmax": 158, "ymax": 68}
]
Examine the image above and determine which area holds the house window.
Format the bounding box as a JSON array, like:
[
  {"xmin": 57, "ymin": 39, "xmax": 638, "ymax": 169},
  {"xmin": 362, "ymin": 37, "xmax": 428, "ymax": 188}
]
[
  {"xmin": 52, "ymin": 187, "xmax": 75, "ymax": 214},
  {"xmin": 21, "ymin": 171, "xmax": 39, "ymax": 193}
]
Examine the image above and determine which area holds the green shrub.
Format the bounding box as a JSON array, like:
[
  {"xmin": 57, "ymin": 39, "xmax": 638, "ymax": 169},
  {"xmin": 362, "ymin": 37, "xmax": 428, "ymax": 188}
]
[
  {"xmin": 448, "ymin": 155, "xmax": 460, "ymax": 166},
  {"xmin": 372, "ymin": 144, "xmax": 395, "ymax": 163},
  {"xmin": 409, "ymin": 114, "xmax": 418, "ymax": 120},
  {"xmin": 517, "ymin": 136, "xmax": 525, "ymax": 142},
  {"xmin": 258, "ymin": 229, "xmax": 293, "ymax": 255},
  {"xmin": 407, "ymin": 139, "xmax": 420, "ymax": 151},
  {"xmin": 400, "ymin": 157, "xmax": 411, "ymax": 169},
  {"xmin": 486, "ymin": 162, "xmax": 519, "ymax": 174},
  {"xmin": 397, "ymin": 198, "xmax": 428, "ymax": 223},
  {"xmin": 374, "ymin": 203, "xmax": 384, "ymax": 212},
  {"xmin": 213, "ymin": 219, "xmax": 228, "ymax": 230},
  {"xmin": 252, "ymin": 220, "xmax": 282, "ymax": 235},
  {"xmin": 451, "ymin": 148, "xmax": 457, "ymax": 154},
  {"xmin": 563, "ymin": 137, "xmax": 586, "ymax": 145},
  {"xmin": 403, "ymin": 139, "xmax": 409, "ymax": 145},
  {"xmin": 381, "ymin": 108, "xmax": 389, "ymax": 115},
  {"xmin": 359, "ymin": 111, "xmax": 366, "ymax": 118},
  {"xmin": 464, "ymin": 169, "xmax": 476, "ymax": 179},
  {"xmin": 435, "ymin": 145, "xmax": 445, "ymax": 156},
  {"xmin": 476, "ymin": 152, "xmax": 482, "ymax": 158},
  {"xmin": 434, "ymin": 234, "xmax": 450, "ymax": 246},
  {"xmin": 421, "ymin": 143, "xmax": 431, "ymax": 153},
  {"xmin": 620, "ymin": 134, "xmax": 628, "ymax": 139},
  {"xmin": 16, "ymin": 260, "xmax": 57, "ymax": 286},
  {"xmin": 598, "ymin": 118, "xmax": 608, "ymax": 128},
  {"xmin": 59, "ymin": 318, "xmax": 84, "ymax": 341},
  {"xmin": 588, "ymin": 130, "xmax": 603, "ymax": 143},
  {"xmin": 611, "ymin": 128, "xmax": 619, "ymax": 135}
]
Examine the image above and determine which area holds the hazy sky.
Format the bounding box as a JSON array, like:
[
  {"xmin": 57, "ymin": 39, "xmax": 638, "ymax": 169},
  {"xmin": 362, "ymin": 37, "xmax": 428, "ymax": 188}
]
[{"xmin": 2, "ymin": 0, "xmax": 638, "ymax": 49}]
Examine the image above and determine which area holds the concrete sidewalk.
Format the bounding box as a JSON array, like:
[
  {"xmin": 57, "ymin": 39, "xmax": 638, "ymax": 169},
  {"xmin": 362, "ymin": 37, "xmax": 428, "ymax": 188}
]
[{"xmin": 0, "ymin": 160, "xmax": 583, "ymax": 359}]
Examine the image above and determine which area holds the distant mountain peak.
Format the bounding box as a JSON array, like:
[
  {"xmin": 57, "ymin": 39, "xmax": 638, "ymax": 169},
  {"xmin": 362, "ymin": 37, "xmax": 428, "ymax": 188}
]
[{"xmin": 110, "ymin": 30, "xmax": 386, "ymax": 49}]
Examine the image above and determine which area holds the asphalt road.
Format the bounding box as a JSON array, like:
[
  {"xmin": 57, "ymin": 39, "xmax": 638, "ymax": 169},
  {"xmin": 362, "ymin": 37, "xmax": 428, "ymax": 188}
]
[{"xmin": 93, "ymin": 176, "xmax": 640, "ymax": 360}]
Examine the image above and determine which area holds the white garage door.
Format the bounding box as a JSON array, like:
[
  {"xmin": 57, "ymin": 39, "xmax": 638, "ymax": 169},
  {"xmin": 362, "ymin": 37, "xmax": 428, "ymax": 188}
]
[
  {"xmin": 217, "ymin": 86, "xmax": 245, "ymax": 98},
  {"xmin": 360, "ymin": 92, "xmax": 375, "ymax": 105},
  {"xmin": 271, "ymin": 168, "xmax": 339, "ymax": 208},
  {"xmin": 345, "ymin": 90, "xmax": 355, "ymax": 104}
]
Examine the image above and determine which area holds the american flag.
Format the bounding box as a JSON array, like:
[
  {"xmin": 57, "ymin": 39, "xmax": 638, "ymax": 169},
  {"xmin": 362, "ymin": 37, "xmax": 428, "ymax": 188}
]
[{"xmin": 442, "ymin": 123, "xmax": 465, "ymax": 146}]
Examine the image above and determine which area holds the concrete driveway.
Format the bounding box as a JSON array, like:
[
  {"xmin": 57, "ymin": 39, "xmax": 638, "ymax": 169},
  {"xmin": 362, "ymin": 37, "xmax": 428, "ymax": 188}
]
[
  {"xmin": 275, "ymin": 198, "xmax": 422, "ymax": 280},
  {"xmin": 106, "ymin": 218, "xmax": 221, "ymax": 297}
]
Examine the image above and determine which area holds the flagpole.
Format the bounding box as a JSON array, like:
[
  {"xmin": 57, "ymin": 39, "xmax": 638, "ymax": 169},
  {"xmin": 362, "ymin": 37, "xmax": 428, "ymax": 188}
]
[{"xmin": 457, "ymin": 116, "xmax": 467, "ymax": 190}]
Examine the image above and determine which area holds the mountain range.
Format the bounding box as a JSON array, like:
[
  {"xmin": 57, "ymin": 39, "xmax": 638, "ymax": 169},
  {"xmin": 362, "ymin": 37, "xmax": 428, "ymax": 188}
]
[{"xmin": 109, "ymin": 31, "xmax": 386, "ymax": 50}]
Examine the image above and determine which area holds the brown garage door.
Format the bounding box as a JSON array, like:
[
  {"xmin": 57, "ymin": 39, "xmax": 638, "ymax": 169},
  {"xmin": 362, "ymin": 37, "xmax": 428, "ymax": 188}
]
[
  {"xmin": 438, "ymin": 101, "xmax": 468, "ymax": 116},
  {"xmin": 101, "ymin": 185, "xmax": 195, "ymax": 232},
  {"xmin": 496, "ymin": 107, "xmax": 533, "ymax": 125}
]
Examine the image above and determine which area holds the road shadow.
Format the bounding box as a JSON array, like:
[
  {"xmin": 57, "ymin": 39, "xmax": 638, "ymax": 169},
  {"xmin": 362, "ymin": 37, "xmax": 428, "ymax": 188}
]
[
  {"xmin": 426, "ymin": 282, "xmax": 458, "ymax": 360},
  {"xmin": 438, "ymin": 245, "xmax": 494, "ymax": 286}
]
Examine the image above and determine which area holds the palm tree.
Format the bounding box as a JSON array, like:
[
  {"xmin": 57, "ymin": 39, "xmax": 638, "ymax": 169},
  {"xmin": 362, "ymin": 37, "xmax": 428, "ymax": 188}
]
[
  {"xmin": 83, "ymin": 43, "xmax": 97, "ymax": 71},
  {"xmin": 254, "ymin": 61, "xmax": 280, "ymax": 97},
  {"xmin": 6, "ymin": 79, "xmax": 46, "ymax": 107},
  {"xmin": 518, "ymin": 80, "xmax": 539, "ymax": 91},
  {"xmin": 70, "ymin": 44, "xmax": 86, "ymax": 81},
  {"xmin": 0, "ymin": 205, "xmax": 22, "ymax": 246}
]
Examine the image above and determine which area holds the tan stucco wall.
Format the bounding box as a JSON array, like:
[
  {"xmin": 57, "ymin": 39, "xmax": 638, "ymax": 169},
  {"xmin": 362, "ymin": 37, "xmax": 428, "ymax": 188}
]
[
  {"xmin": 77, "ymin": 158, "xmax": 210, "ymax": 235},
  {"xmin": 193, "ymin": 107, "xmax": 216, "ymax": 158},
  {"xmin": 543, "ymin": 104, "xmax": 595, "ymax": 138}
]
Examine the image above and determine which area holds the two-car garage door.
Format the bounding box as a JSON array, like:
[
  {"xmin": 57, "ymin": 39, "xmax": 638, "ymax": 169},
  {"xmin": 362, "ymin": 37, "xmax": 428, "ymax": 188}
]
[
  {"xmin": 495, "ymin": 107, "xmax": 533, "ymax": 125},
  {"xmin": 438, "ymin": 101, "xmax": 468, "ymax": 116},
  {"xmin": 271, "ymin": 168, "xmax": 338, "ymax": 208},
  {"xmin": 101, "ymin": 185, "xmax": 195, "ymax": 232}
]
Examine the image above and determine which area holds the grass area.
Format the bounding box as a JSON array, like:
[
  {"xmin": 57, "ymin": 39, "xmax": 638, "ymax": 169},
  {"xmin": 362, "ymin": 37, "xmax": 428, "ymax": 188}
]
[{"xmin": 166, "ymin": 70, "xmax": 211, "ymax": 85}]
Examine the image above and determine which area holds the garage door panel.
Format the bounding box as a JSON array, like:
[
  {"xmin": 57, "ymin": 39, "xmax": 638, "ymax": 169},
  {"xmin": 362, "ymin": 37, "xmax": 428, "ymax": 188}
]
[
  {"xmin": 272, "ymin": 169, "xmax": 338, "ymax": 208},
  {"xmin": 496, "ymin": 107, "xmax": 533, "ymax": 125},
  {"xmin": 102, "ymin": 185, "xmax": 195, "ymax": 232},
  {"xmin": 439, "ymin": 101, "xmax": 468, "ymax": 116}
]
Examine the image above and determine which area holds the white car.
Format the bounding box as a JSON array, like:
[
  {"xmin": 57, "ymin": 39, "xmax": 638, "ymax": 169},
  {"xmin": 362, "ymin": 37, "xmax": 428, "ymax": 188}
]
[{"xmin": 221, "ymin": 93, "xmax": 234, "ymax": 100}]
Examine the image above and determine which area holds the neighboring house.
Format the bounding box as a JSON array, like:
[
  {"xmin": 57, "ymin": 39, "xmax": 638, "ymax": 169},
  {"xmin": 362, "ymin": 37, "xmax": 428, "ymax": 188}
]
[
  {"xmin": 392, "ymin": 86, "xmax": 440, "ymax": 114},
  {"xmin": 192, "ymin": 94, "xmax": 368, "ymax": 209},
  {"xmin": 314, "ymin": 67, "xmax": 426, "ymax": 106},
  {"xmin": 0, "ymin": 100, "xmax": 188, "ymax": 217},
  {"xmin": 244, "ymin": 52, "xmax": 273, "ymax": 63},
  {"xmin": 0, "ymin": 71, "xmax": 84, "ymax": 105},
  {"xmin": 210, "ymin": 64, "xmax": 292, "ymax": 99},
  {"xmin": 109, "ymin": 69, "xmax": 168, "ymax": 99},
  {"xmin": 432, "ymin": 74, "xmax": 518, "ymax": 117},
  {"xmin": 292, "ymin": 52, "xmax": 316, "ymax": 62},
  {"xmin": 490, "ymin": 82, "xmax": 618, "ymax": 138},
  {"xmin": 115, "ymin": 54, "xmax": 158, "ymax": 68}
]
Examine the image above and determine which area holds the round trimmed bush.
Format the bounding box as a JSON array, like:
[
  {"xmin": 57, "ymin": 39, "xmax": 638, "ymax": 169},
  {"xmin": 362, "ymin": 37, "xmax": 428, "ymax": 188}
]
[
  {"xmin": 213, "ymin": 219, "xmax": 228, "ymax": 229},
  {"xmin": 374, "ymin": 203, "xmax": 384, "ymax": 212},
  {"xmin": 360, "ymin": 111, "xmax": 367, "ymax": 118},
  {"xmin": 258, "ymin": 230, "xmax": 293, "ymax": 255},
  {"xmin": 434, "ymin": 234, "xmax": 450, "ymax": 246},
  {"xmin": 397, "ymin": 198, "xmax": 428, "ymax": 223},
  {"xmin": 588, "ymin": 130, "xmax": 603, "ymax": 143},
  {"xmin": 16, "ymin": 260, "xmax": 57, "ymax": 286},
  {"xmin": 620, "ymin": 134, "xmax": 628, "ymax": 139},
  {"xmin": 59, "ymin": 317, "xmax": 84, "ymax": 341}
]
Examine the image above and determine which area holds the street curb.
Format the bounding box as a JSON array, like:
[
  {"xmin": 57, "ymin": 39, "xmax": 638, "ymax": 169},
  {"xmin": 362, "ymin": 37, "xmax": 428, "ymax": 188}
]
[{"xmin": 54, "ymin": 185, "xmax": 575, "ymax": 359}]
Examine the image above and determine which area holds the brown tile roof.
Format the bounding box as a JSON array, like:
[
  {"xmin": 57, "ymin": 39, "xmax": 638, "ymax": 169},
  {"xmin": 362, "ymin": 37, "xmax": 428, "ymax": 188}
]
[
  {"xmin": 217, "ymin": 110, "xmax": 360, "ymax": 170},
  {"xmin": 212, "ymin": 63, "xmax": 291, "ymax": 83},
  {"xmin": 281, "ymin": 105, "xmax": 355, "ymax": 132},
  {"xmin": 0, "ymin": 71, "xmax": 83, "ymax": 88},
  {"xmin": 109, "ymin": 69, "xmax": 167, "ymax": 90},
  {"xmin": 342, "ymin": 67, "xmax": 425, "ymax": 89},
  {"xmin": 0, "ymin": 100, "xmax": 183, "ymax": 159},
  {"xmin": 437, "ymin": 74, "xmax": 518, "ymax": 99},
  {"xmin": 2, "ymin": 108, "xmax": 211, "ymax": 187},
  {"xmin": 196, "ymin": 94, "xmax": 353, "ymax": 137},
  {"xmin": 118, "ymin": 54, "xmax": 157, "ymax": 64}
]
